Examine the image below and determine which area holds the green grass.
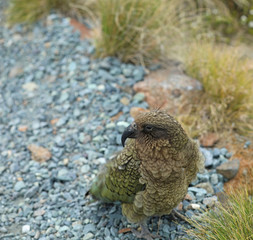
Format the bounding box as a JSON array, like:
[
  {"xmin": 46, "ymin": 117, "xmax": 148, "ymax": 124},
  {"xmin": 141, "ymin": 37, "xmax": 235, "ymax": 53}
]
[
  {"xmin": 187, "ymin": 188, "xmax": 253, "ymax": 240},
  {"xmin": 6, "ymin": 0, "xmax": 96, "ymax": 25},
  {"xmin": 94, "ymin": 0, "xmax": 167, "ymax": 65},
  {"xmin": 94, "ymin": 0, "xmax": 216, "ymax": 65},
  {"xmin": 178, "ymin": 41, "xmax": 253, "ymax": 137}
]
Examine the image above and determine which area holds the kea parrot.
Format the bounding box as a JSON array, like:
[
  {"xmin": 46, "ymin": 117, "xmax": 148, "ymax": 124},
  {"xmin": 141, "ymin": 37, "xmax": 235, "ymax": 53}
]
[{"xmin": 87, "ymin": 110, "xmax": 204, "ymax": 239}]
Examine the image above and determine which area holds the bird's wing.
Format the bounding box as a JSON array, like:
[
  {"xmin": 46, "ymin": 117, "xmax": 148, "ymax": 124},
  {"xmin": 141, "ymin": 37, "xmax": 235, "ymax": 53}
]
[{"xmin": 89, "ymin": 139, "xmax": 144, "ymax": 203}]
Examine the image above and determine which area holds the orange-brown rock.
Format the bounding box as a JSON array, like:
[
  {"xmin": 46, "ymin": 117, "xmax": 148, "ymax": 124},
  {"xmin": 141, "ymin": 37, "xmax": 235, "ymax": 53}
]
[
  {"xmin": 18, "ymin": 125, "xmax": 28, "ymax": 132},
  {"xmin": 50, "ymin": 118, "xmax": 59, "ymax": 125},
  {"xmin": 130, "ymin": 107, "xmax": 149, "ymax": 119},
  {"xmin": 27, "ymin": 144, "xmax": 51, "ymax": 163},
  {"xmin": 70, "ymin": 18, "xmax": 91, "ymax": 39},
  {"xmin": 200, "ymin": 133, "xmax": 219, "ymax": 147},
  {"xmin": 133, "ymin": 68, "xmax": 202, "ymax": 115}
]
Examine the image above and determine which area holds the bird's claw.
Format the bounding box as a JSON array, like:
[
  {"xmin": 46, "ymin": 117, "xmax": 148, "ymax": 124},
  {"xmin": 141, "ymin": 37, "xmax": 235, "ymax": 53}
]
[{"xmin": 131, "ymin": 224, "xmax": 161, "ymax": 240}]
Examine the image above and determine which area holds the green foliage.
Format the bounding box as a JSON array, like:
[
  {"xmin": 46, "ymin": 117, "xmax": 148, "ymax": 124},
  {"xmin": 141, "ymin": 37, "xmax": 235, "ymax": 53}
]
[
  {"xmin": 180, "ymin": 42, "xmax": 253, "ymax": 136},
  {"xmin": 187, "ymin": 188, "xmax": 253, "ymax": 240}
]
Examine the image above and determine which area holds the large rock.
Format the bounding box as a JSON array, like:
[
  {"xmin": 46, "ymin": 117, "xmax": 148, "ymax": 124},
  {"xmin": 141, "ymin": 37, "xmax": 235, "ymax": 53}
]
[
  {"xmin": 195, "ymin": 182, "xmax": 214, "ymax": 194},
  {"xmin": 216, "ymin": 159, "xmax": 240, "ymax": 180},
  {"xmin": 133, "ymin": 68, "xmax": 202, "ymax": 114}
]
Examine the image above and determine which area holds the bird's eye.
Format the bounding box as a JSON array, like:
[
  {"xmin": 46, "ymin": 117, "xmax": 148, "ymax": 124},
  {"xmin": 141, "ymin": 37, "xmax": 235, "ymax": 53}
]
[{"xmin": 144, "ymin": 125, "xmax": 153, "ymax": 132}]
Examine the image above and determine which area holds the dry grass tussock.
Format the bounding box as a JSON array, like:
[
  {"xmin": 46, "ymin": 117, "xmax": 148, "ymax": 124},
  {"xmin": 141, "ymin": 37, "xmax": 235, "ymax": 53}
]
[
  {"xmin": 186, "ymin": 186, "xmax": 253, "ymax": 240},
  {"xmin": 6, "ymin": 0, "xmax": 96, "ymax": 25},
  {"xmin": 177, "ymin": 42, "xmax": 253, "ymax": 138}
]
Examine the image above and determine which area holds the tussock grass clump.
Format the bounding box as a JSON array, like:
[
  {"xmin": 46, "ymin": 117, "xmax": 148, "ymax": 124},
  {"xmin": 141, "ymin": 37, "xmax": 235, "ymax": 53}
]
[
  {"xmin": 94, "ymin": 0, "xmax": 214, "ymax": 65},
  {"xmin": 6, "ymin": 0, "xmax": 96, "ymax": 25},
  {"xmin": 187, "ymin": 188, "xmax": 253, "ymax": 240},
  {"xmin": 94, "ymin": 0, "xmax": 168, "ymax": 65},
  {"xmin": 180, "ymin": 42, "xmax": 253, "ymax": 137}
]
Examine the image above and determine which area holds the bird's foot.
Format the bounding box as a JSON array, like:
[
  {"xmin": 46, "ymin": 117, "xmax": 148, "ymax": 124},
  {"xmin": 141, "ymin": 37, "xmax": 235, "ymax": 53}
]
[{"xmin": 131, "ymin": 223, "xmax": 161, "ymax": 240}]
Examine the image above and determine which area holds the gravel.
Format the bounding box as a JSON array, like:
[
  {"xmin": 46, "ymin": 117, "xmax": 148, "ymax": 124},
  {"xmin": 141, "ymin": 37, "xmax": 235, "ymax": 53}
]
[{"xmin": 0, "ymin": 7, "xmax": 244, "ymax": 240}]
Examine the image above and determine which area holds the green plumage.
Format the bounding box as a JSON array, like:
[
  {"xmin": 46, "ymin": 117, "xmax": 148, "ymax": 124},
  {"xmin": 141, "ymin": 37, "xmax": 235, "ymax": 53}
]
[{"xmin": 89, "ymin": 139, "xmax": 144, "ymax": 203}]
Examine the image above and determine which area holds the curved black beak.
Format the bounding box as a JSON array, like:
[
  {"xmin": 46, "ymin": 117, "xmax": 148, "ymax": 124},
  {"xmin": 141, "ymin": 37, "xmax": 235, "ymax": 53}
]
[{"xmin": 121, "ymin": 124, "xmax": 137, "ymax": 147}]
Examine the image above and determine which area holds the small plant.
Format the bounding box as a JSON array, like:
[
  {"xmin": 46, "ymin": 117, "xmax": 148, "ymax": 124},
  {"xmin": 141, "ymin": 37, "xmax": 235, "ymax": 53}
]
[
  {"xmin": 179, "ymin": 41, "xmax": 253, "ymax": 137},
  {"xmin": 187, "ymin": 187, "xmax": 253, "ymax": 240}
]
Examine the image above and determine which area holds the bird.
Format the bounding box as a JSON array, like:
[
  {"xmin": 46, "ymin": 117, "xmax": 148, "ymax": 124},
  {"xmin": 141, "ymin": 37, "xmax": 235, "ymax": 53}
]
[{"xmin": 87, "ymin": 110, "xmax": 204, "ymax": 239}]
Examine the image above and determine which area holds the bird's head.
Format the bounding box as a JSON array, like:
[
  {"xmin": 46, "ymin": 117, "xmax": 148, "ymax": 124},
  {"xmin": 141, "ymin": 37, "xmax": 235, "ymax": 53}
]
[{"xmin": 121, "ymin": 110, "xmax": 188, "ymax": 148}]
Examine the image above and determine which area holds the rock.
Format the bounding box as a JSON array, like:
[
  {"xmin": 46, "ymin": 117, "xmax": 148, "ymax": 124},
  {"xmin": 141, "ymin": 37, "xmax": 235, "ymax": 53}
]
[
  {"xmin": 133, "ymin": 68, "xmax": 144, "ymax": 81},
  {"xmin": 116, "ymin": 121, "xmax": 129, "ymax": 133},
  {"xmin": 59, "ymin": 92, "xmax": 69, "ymax": 103},
  {"xmin": 220, "ymin": 148, "xmax": 228, "ymax": 156},
  {"xmin": 244, "ymin": 140, "xmax": 251, "ymax": 149},
  {"xmin": 212, "ymin": 148, "xmax": 220, "ymax": 158},
  {"xmin": 130, "ymin": 107, "xmax": 148, "ymax": 119},
  {"xmin": 14, "ymin": 181, "xmax": 26, "ymax": 191},
  {"xmin": 57, "ymin": 168, "xmax": 72, "ymax": 182},
  {"xmin": 81, "ymin": 165, "xmax": 90, "ymax": 174},
  {"xmin": 22, "ymin": 225, "xmax": 31, "ymax": 233},
  {"xmin": 213, "ymin": 182, "xmax": 224, "ymax": 193},
  {"xmin": 210, "ymin": 173, "xmax": 219, "ymax": 185},
  {"xmin": 120, "ymin": 97, "xmax": 130, "ymax": 105},
  {"xmin": 184, "ymin": 193, "xmax": 193, "ymax": 201},
  {"xmin": 122, "ymin": 68, "xmax": 132, "ymax": 77},
  {"xmin": 225, "ymin": 152, "xmax": 233, "ymax": 159},
  {"xmin": 200, "ymin": 148, "xmax": 213, "ymax": 168},
  {"xmin": 0, "ymin": 166, "xmax": 6, "ymax": 174},
  {"xmin": 24, "ymin": 185, "xmax": 39, "ymax": 198},
  {"xmin": 34, "ymin": 209, "xmax": 46, "ymax": 216},
  {"xmin": 133, "ymin": 93, "xmax": 145, "ymax": 103},
  {"xmin": 133, "ymin": 68, "xmax": 202, "ymax": 115},
  {"xmin": 70, "ymin": 18, "xmax": 91, "ymax": 39},
  {"xmin": 203, "ymin": 196, "xmax": 218, "ymax": 208},
  {"xmin": 18, "ymin": 125, "xmax": 28, "ymax": 132},
  {"xmin": 22, "ymin": 82, "xmax": 38, "ymax": 92},
  {"xmin": 0, "ymin": 227, "xmax": 8, "ymax": 233},
  {"xmin": 9, "ymin": 66, "xmax": 23, "ymax": 78},
  {"xmin": 195, "ymin": 182, "xmax": 214, "ymax": 194},
  {"xmin": 83, "ymin": 224, "xmax": 96, "ymax": 235},
  {"xmin": 187, "ymin": 203, "xmax": 201, "ymax": 210},
  {"xmin": 27, "ymin": 144, "xmax": 51, "ymax": 162},
  {"xmin": 59, "ymin": 226, "xmax": 70, "ymax": 232},
  {"xmin": 216, "ymin": 159, "xmax": 240, "ymax": 180},
  {"xmin": 188, "ymin": 187, "xmax": 207, "ymax": 195},
  {"xmin": 55, "ymin": 136, "xmax": 65, "ymax": 147},
  {"xmin": 83, "ymin": 233, "xmax": 94, "ymax": 240},
  {"xmin": 68, "ymin": 62, "xmax": 77, "ymax": 72},
  {"xmin": 200, "ymin": 133, "xmax": 219, "ymax": 147},
  {"xmin": 55, "ymin": 117, "xmax": 68, "ymax": 127},
  {"xmin": 176, "ymin": 202, "xmax": 183, "ymax": 211},
  {"xmin": 197, "ymin": 173, "xmax": 209, "ymax": 182}
]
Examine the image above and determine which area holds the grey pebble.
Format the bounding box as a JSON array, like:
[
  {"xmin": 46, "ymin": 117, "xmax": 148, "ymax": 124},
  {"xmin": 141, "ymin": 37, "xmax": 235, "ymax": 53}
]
[
  {"xmin": 14, "ymin": 181, "xmax": 26, "ymax": 192},
  {"xmin": 212, "ymin": 148, "xmax": 220, "ymax": 158},
  {"xmin": 57, "ymin": 169, "xmax": 72, "ymax": 181},
  {"xmin": 83, "ymin": 224, "xmax": 96, "ymax": 235},
  {"xmin": 210, "ymin": 174, "xmax": 219, "ymax": 185},
  {"xmin": 24, "ymin": 185, "xmax": 39, "ymax": 198}
]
